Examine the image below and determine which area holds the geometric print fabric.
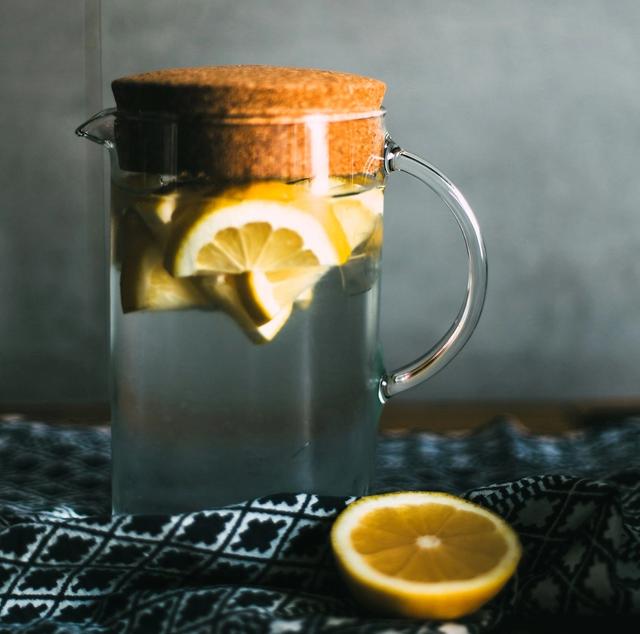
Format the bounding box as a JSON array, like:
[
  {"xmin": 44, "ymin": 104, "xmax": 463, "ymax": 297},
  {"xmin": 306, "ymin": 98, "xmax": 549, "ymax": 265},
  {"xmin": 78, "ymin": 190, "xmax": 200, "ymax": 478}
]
[{"xmin": 0, "ymin": 418, "xmax": 638, "ymax": 633}]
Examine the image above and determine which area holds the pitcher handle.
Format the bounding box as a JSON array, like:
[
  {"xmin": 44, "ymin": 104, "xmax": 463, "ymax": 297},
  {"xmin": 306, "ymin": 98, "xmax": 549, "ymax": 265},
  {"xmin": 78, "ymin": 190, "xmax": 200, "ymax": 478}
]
[{"xmin": 379, "ymin": 136, "xmax": 488, "ymax": 400}]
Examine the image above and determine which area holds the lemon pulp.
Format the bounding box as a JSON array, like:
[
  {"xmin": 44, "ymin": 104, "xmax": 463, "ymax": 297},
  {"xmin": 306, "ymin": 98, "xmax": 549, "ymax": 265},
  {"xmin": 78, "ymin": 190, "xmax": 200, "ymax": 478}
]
[{"xmin": 331, "ymin": 491, "xmax": 522, "ymax": 620}]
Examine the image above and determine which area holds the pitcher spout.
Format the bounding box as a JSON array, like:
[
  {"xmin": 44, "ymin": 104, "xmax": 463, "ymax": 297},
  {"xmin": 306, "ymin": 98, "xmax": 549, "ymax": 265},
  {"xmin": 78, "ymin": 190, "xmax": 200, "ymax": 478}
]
[{"xmin": 75, "ymin": 108, "xmax": 116, "ymax": 147}]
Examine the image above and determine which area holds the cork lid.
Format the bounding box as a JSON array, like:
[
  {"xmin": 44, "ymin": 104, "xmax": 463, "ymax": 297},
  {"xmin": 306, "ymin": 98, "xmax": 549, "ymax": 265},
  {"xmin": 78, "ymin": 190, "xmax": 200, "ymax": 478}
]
[
  {"xmin": 111, "ymin": 66, "xmax": 387, "ymax": 181},
  {"xmin": 112, "ymin": 65, "xmax": 386, "ymax": 118}
]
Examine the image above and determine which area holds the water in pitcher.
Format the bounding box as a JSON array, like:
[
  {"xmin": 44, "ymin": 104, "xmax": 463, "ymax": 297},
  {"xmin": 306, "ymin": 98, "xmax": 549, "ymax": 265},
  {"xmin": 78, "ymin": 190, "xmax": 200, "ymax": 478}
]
[{"xmin": 110, "ymin": 175, "xmax": 385, "ymax": 513}]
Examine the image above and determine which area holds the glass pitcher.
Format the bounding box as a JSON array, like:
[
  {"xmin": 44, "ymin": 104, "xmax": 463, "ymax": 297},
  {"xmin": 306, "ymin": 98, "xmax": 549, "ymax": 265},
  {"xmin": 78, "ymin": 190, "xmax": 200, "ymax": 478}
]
[{"xmin": 77, "ymin": 66, "xmax": 487, "ymax": 514}]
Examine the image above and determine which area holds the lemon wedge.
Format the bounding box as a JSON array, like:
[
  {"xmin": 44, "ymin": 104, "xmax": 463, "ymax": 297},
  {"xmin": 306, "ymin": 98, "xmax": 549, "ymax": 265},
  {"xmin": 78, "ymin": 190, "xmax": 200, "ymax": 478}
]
[
  {"xmin": 294, "ymin": 287, "xmax": 314, "ymax": 310},
  {"xmin": 129, "ymin": 189, "xmax": 179, "ymax": 239},
  {"xmin": 331, "ymin": 491, "xmax": 521, "ymax": 620},
  {"xmin": 332, "ymin": 187, "xmax": 384, "ymax": 251},
  {"xmin": 235, "ymin": 267, "xmax": 328, "ymax": 324},
  {"xmin": 112, "ymin": 174, "xmax": 179, "ymax": 240},
  {"xmin": 289, "ymin": 177, "xmax": 384, "ymax": 251},
  {"xmin": 196, "ymin": 275, "xmax": 292, "ymax": 343},
  {"xmin": 119, "ymin": 212, "xmax": 207, "ymax": 313}
]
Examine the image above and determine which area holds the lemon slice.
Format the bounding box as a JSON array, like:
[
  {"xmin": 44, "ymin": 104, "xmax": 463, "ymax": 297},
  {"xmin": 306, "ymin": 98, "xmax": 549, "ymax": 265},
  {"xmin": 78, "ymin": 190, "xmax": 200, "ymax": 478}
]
[
  {"xmin": 166, "ymin": 182, "xmax": 351, "ymax": 277},
  {"xmin": 119, "ymin": 212, "xmax": 207, "ymax": 313},
  {"xmin": 235, "ymin": 267, "xmax": 328, "ymax": 324},
  {"xmin": 331, "ymin": 491, "xmax": 521, "ymax": 620},
  {"xmin": 294, "ymin": 287, "xmax": 314, "ymax": 310},
  {"xmin": 290, "ymin": 177, "xmax": 384, "ymax": 251},
  {"xmin": 332, "ymin": 191, "xmax": 383, "ymax": 251},
  {"xmin": 130, "ymin": 189, "xmax": 179, "ymax": 238},
  {"xmin": 112, "ymin": 173, "xmax": 226, "ymax": 245},
  {"xmin": 196, "ymin": 275, "xmax": 292, "ymax": 343},
  {"xmin": 112, "ymin": 174, "xmax": 179, "ymax": 238},
  {"xmin": 331, "ymin": 181, "xmax": 383, "ymax": 251}
]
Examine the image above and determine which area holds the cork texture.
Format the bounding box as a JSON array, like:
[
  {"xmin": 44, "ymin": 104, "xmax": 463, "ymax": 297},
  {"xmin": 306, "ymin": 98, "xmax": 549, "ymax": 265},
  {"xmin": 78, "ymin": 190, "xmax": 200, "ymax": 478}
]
[
  {"xmin": 111, "ymin": 65, "xmax": 386, "ymax": 180},
  {"xmin": 112, "ymin": 65, "xmax": 386, "ymax": 116}
]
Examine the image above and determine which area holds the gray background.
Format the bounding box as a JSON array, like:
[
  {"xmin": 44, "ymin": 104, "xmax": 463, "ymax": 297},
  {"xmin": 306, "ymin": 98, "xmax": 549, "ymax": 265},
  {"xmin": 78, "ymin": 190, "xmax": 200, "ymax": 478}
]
[{"xmin": 2, "ymin": 0, "xmax": 640, "ymax": 404}]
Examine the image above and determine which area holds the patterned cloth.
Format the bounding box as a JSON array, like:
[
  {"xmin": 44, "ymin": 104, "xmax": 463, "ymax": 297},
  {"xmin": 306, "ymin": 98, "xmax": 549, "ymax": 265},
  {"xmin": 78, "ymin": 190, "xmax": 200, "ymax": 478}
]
[{"xmin": 0, "ymin": 418, "xmax": 638, "ymax": 633}]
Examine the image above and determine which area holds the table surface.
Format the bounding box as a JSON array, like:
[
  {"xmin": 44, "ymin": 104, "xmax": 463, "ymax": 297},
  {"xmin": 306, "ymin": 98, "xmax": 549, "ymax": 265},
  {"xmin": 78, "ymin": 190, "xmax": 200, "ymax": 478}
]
[{"xmin": 2, "ymin": 399, "xmax": 640, "ymax": 433}]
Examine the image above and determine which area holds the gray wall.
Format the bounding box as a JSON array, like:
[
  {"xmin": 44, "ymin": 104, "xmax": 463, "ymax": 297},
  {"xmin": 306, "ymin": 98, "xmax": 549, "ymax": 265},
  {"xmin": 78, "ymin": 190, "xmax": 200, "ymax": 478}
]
[
  {"xmin": 0, "ymin": 0, "xmax": 107, "ymax": 404},
  {"xmin": 2, "ymin": 0, "xmax": 640, "ymax": 403}
]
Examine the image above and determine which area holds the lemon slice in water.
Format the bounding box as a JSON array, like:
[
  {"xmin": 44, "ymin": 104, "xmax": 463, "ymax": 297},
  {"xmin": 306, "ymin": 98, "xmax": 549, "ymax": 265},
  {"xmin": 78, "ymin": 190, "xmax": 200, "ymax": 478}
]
[
  {"xmin": 332, "ymin": 187, "xmax": 383, "ymax": 251},
  {"xmin": 165, "ymin": 181, "xmax": 350, "ymax": 326},
  {"xmin": 195, "ymin": 275, "xmax": 292, "ymax": 343},
  {"xmin": 119, "ymin": 212, "xmax": 206, "ymax": 313},
  {"xmin": 166, "ymin": 182, "xmax": 350, "ymax": 277},
  {"xmin": 235, "ymin": 267, "xmax": 328, "ymax": 324}
]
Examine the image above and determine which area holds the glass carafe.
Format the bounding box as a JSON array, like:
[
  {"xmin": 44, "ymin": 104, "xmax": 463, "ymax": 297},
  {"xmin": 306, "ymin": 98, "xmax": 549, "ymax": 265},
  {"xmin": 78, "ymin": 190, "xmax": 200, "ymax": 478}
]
[{"xmin": 77, "ymin": 67, "xmax": 487, "ymax": 513}]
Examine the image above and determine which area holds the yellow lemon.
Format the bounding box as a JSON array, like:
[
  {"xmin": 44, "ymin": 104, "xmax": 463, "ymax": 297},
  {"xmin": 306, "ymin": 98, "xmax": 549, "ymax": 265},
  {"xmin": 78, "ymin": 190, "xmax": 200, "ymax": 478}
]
[
  {"xmin": 234, "ymin": 267, "xmax": 328, "ymax": 324},
  {"xmin": 294, "ymin": 286, "xmax": 314, "ymax": 310},
  {"xmin": 112, "ymin": 175, "xmax": 219, "ymax": 243},
  {"xmin": 165, "ymin": 181, "xmax": 351, "ymax": 277},
  {"xmin": 164, "ymin": 181, "xmax": 352, "ymax": 326},
  {"xmin": 116, "ymin": 178, "xmax": 384, "ymax": 341},
  {"xmin": 118, "ymin": 212, "xmax": 207, "ymax": 313},
  {"xmin": 195, "ymin": 274, "xmax": 292, "ymax": 343},
  {"xmin": 332, "ymin": 187, "xmax": 383, "ymax": 251},
  {"xmin": 331, "ymin": 491, "xmax": 521, "ymax": 620},
  {"xmin": 288, "ymin": 176, "xmax": 383, "ymax": 251}
]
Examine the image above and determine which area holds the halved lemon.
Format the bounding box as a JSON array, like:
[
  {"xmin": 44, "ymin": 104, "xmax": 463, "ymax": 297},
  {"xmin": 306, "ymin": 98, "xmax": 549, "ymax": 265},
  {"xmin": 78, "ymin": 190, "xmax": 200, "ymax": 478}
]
[
  {"xmin": 119, "ymin": 212, "xmax": 207, "ymax": 313},
  {"xmin": 331, "ymin": 491, "xmax": 521, "ymax": 620},
  {"xmin": 166, "ymin": 181, "xmax": 351, "ymax": 277}
]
